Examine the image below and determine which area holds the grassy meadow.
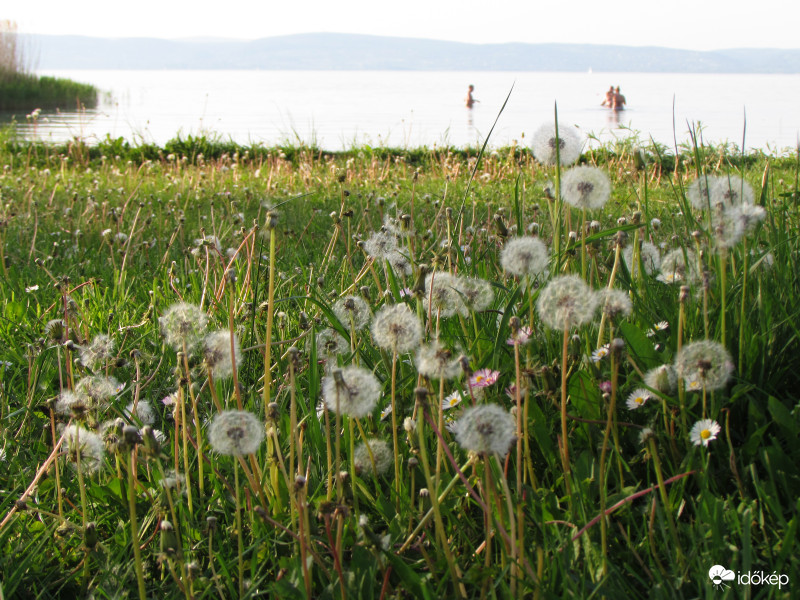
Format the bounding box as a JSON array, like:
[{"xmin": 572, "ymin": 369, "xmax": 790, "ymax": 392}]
[{"xmin": 0, "ymin": 126, "xmax": 798, "ymax": 599}]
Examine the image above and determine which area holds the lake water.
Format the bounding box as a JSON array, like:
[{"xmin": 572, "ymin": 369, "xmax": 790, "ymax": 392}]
[{"xmin": 3, "ymin": 70, "xmax": 800, "ymax": 152}]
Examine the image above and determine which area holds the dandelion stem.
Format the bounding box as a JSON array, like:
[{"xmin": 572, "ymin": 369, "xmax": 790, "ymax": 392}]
[
  {"xmin": 647, "ymin": 437, "xmax": 684, "ymax": 566},
  {"xmin": 234, "ymin": 462, "xmax": 245, "ymax": 598},
  {"xmin": 416, "ymin": 402, "xmax": 466, "ymax": 598},
  {"xmin": 128, "ymin": 449, "xmax": 147, "ymax": 600},
  {"xmin": 559, "ymin": 326, "xmax": 573, "ymax": 502},
  {"xmin": 263, "ymin": 226, "xmax": 277, "ymax": 413}
]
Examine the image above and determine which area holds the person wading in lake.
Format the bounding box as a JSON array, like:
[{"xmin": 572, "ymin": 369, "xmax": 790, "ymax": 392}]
[
  {"xmin": 601, "ymin": 85, "xmax": 615, "ymax": 108},
  {"xmin": 612, "ymin": 86, "xmax": 626, "ymax": 111},
  {"xmin": 465, "ymin": 84, "xmax": 479, "ymax": 109}
]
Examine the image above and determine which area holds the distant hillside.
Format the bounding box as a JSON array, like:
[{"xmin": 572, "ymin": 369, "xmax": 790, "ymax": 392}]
[{"xmin": 20, "ymin": 32, "xmax": 800, "ymax": 73}]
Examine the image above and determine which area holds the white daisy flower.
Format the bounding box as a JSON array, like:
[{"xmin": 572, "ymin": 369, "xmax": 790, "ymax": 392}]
[{"xmin": 690, "ymin": 419, "xmax": 721, "ymax": 447}]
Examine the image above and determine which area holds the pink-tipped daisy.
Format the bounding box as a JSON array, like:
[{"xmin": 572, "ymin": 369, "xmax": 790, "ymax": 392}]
[
  {"xmin": 470, "ymin": 369, "xmax": 499, "ymax": 388},
  {"xmin": 690, "ymin": 419, "xmax": 721, "ymax": 447},
  {"xmin": 380, "ymin": 404, "xmax": 393, "ymax": 421}
]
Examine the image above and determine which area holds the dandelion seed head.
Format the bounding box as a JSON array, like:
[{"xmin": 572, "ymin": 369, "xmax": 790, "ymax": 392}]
[
  {"xmin": 208, "ymin": 410, "xmax": 265, "ymax": 456},
  {"xmin": 55, "ymin": 390, "xmax": 89, "ymax": 418},
  {"xmin": 124, "ymin": 401, "xmax": 156, "ymax": 426},
  {"xmin": 62, "ymin": 425, "xmax": 105, "ymax": 473},
  {"xmin": 675, "ymin": 340, "xmax": 734, "ymax": 391},
  {"xmin": 45, "ymin": 319, "xmax": 67, "ymax": 344},
  {"xmin": 332, "ymin": 295, "xmax": 371, "ymax": 331},
  {"xmin": 79, "ymin": 334, "xmax": 115, "ymax": 370},
  {"xmin": 643, "ymin": 364, "xmax": 678, "ymax": 394},
  {"xmin": 561, "ymin": 166, "xmax": 611, "ymax": 210},
  {"xmin": 713, "ymin": 209, "xmax": 745, "ymax": 249},
  {"xmin": 423, "ymin": 272, "xmax": 464, "ymax": 318},
  {"xmin": 322, "ymin": 366, "xmax": 382, "ymax": 418},
  {"xmin": 712, "ymin": 176, "xmax": 754, "ymax": 207},
  {"xmin": 416, "ymin": 341, "xmax": 463, "ymax": 380},
  {"xmin": 727, "ymin": 202, "xmax": 765, "ymax": 233},
  {"xmin": 159, "ymin": 470, "xmax": 186, "ymax": 491},
  {"xmin": 387, "ymin": 251, "xmax": 413, "ymax": 277},
  {"xmin": 532, "ymin": 122, "xmax": 582, "ymax": 166},
  {"xmin": 639, "ymin": 427, "xmax": 655, "ymax": 445},
  {"xmin": 202, "ymin": 330, "xmax": 241, "ymax": 379},
  {"xmin": 353, "ymin": 439, "xmax": 393, "ymax": 477},
  {"xmin": 536, "ymin": 275, "xmax": 598, "ymax": 330},
  {"xmin": 74, "ymin": 375, "xmax": 121, "ymax": 409},
  {"xmin": 657, "ymin": 249, "xmax": 698, "ymax": 285},
  {"xmin": 596, "ymin": 288, "xmax": 632, "ymax": 320},
  {"xmin": 622, "ymin": 242, "xmax": 661, "ymax": 275},
  {"xmin": 372, "ymin": 303, "xmax": 423, "ymax": 353},
  {"xmin": 500, "ymin": 237, "xmax": 549, "ymax": 278},
  {"xmin": 455, "ymin": 404, "xmax": 516, "ymax": 456},
  {"xmin": 316, "ymin": 328, "xmax": 349, "ymax": 360},
  {"xmin": 690, "ymin": 418, "xmax": 721, "ymax": 447},
  {"xmin": 686, "ymin": 176, "xmax": 717, "ymax": 210},
  {"xmin": 363, "ymin": 231, "xmax": 398, "ymax": 260},
  {"xmin": 159, "ymin": 302, "xmax": 209, "ymax": 351},
  {"xmin": 455, "ymin": 277, "xmax": 495, "ymax": 313}
]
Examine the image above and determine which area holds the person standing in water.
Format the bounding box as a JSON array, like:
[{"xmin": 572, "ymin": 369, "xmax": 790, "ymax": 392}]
[
  {"xmin": 601, "ymin": 85, "xmax": 615, "ymax": 107},
  {"xmin": 612, "ymin": 86, "xmax": 626, "ymax": 111},
  {"xmin": 466, "ymin": 84, "xmax": 479, "ymax": 108}
]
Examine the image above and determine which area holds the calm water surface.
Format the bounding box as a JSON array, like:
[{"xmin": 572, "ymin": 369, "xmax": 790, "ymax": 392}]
[{"xmin": 4, "ymin": 70, "xmax": 800, "ymax": 151}]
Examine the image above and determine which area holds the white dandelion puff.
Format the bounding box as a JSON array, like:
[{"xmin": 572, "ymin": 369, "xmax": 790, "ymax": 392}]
[
  {"xmin": 536, "ymin": 275, "xmax": 598, "ymax": 330},
  {"xmin": 372, "ymin": 304, "xmax": 423, "ymax": 354},
  {"xmin": 561, "ymin": 166, "xmax": 611, "ymax": 211},
  {"xmin": 643, "ymin": 364, "xmax": 678, "ymax": 394},
  {"xmin": 322, "ymin": 366, "xmax": 382, "ymax": 418},
  {"xmin": 208, "ymin": 410, "xmax": 265, "ymax": 456},
  {"xmin": 332, "ymin": 295, "xmax": 371, "ymax": 331},
  {"xmin": 202, "ymin": 330, "xmax": 241, "ymax": 379},
  {"xmin": 62, "ymin": 425, "xmax": 105, "ymax": 474},
  {"xmin": 79, "ymin": 334, "xmax": 115, "ymax": 370},
  {"xmin": 159, "ymin": 302, "xmax": 209, "ymax": 352},
  {"xmin": 353, "ymin": 439, "xmax": 393, "ymax": 476},
  {"xmin": 675, "ymin": 340, "xmax": 734, "ymax": 391},
  {"xmin": 455, "ymin": 404, "xmax": 516, "ymax": 456},
  {"xmin": 500, "ymin": 237, "xmax": 549, "ymax": 278},
  {"xmin": 531, "ymin": 122, "xmax": 583, "ymax": 166},
  {"xmin": 416, "ymin": 341, "xmax": 462, "ymax": 380},
  {"xmin": 622, "ymin": 242, "xmax": 661, "ymax": 275}
]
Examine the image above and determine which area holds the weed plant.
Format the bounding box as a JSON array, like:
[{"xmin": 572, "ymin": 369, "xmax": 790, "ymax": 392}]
[{"xmin": 0, "ymin": 125, "xmax": 798, "ymax": 599}]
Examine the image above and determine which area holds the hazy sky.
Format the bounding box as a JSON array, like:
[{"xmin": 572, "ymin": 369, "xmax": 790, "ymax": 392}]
[{"xmin": 4, "ymin": 0, "xmax": 798, "ymax": 51}]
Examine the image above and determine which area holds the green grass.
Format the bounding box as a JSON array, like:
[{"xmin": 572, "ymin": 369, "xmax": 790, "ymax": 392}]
[{"xmin": 0, "ymin": 129, "xmax": 798, "ymax": 599}]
